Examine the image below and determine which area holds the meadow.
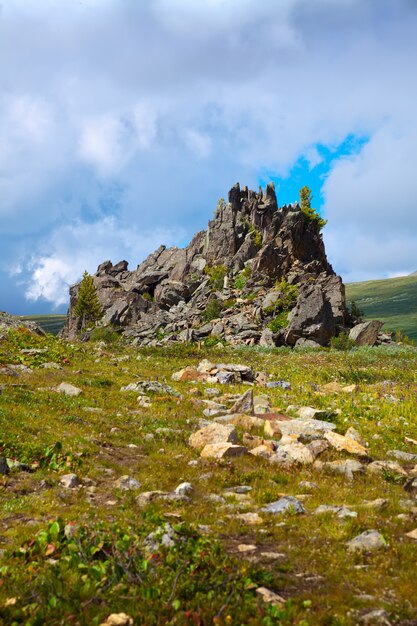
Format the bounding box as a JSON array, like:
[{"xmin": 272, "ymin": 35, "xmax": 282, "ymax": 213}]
[{"xmin": 0, "ymin": 326, "xmax": 416, "ymax": 625}]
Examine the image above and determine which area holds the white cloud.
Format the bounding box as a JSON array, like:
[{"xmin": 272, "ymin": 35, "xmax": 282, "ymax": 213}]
[
  {"xmin": 0, "ymin": 0, "xmax": 417, "ymax": 310},
  {"xmin": 23, "ymin": 217, "xmax": 185, "ymax": 307}
]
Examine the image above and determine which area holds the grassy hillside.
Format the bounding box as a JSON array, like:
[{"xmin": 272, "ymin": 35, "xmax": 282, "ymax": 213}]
[
  {"xmin": 346, "ymin": 273, "xmax": 417, "ymax": 342},
  {"xmin": 19, "ymin": 314, "xmax": 66, "ymax": 335}
]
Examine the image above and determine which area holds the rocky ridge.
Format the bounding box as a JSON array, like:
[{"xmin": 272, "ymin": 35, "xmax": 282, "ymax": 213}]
[{"xmin": 62, "ymin": 182, "xmax": 352, "ymax": 346}]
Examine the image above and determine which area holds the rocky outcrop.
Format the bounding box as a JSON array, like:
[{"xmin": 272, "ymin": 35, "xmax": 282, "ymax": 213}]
[{"xmin": 62, "ymin": 182, "xmax": 349, "ymax": 346}]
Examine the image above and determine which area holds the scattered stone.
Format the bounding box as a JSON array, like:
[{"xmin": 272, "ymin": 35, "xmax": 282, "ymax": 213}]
[
  {"xmin": 359, "ymin": 609, "xmax": 392, "ymax": 626},
  {"xmin": 315, "ymin": 505, "xmax": 357, "ymax": 519},
  {"xmin": 324, "ymin": 431, "xmax": 368, "ymax": 456},
  {"xmin": 204, "ymin": 388, "xmax": 220, "ymax": 397},
  {"xmin": 261, "ymin": 496, "xmax": 305, "ymax": 515},
  {"xmin": 234, "ymin": 512, "xmax": 263, "ymax": 525},
  {"xmin": 296, "ymin": 406, "xmax": 335, "ymax": 420},
  {"xmin": 56, "ymin": 382, "xmax": 82, "ymax": 397},
  {"xmin": 345, "ymin": 427, "xmax": 366, "ymax": 445},
  {"xmin": 136, "ymin": 491, "xmax": 168, "ymax": 507},
  {"xmin": 41, "ymin": 362, "xmax": 62, "ymax": 370},
  {"xmin": 307, "ymin": 439, "xmax": 329, "ymax": 457},
  {"xmin": 366, "ymin": 461, "xmax": 408, "ymax": 479},
  {"xmin": 319, "ymin": 459, "xmax": 364, "ymax": 480},
  {"xmin": 266, "ymin": 380, "xmax": 291, "ymax": 390},
  {"xmin": 99, "ymin": 613, "xmax": 133, "ymax": 626},
  {"xmin": 144, "ymin": 523, "xmax": 176, "ymax": 551},
  {"xmin": 299, "ymin": 480, "xmax": 319, "ymax": 491},
  {"xmin": 260, "ymin": 551, "xmax": 286, "ymax": 560},
  {"xmin": 346, "ymin": 530, "xmax": 386, "ymax": 553},
  {"xmin": 269, "ymin": 443, "xmax": 315, "ymax": 466},
  {"xmin": 405, "ymin": 528, "xmax": 417, "ymax": 540},
  {"xmin": 238, "ymin": 544, "xmax": 257, "ymax": 553},
  {"xmin": 121, "ymin": 380, "xmax": 180, "ymax": 397},
  {"xmin": 174, "ymin": 482, "xmax": 194, "ymax": 496},
  {"xmin": 215, "ymin": 413, "xmax": 264, "ymax": 430},
  {"xmin": 230, "ymin": 389, "xmax": 254, "ymax": 414},
  {"xmin": 115, "ymin": 475, "xmax": 141, "ymax": 490},
  {"xmin": 200, "ymin": 443, "xmax": 248, "ymax": 459},
  {"xmin": 387, "ymin": 449, "xmax": 417, "ymax": 462},
  {"xmin": 60, "ymin": 473, "xmax": 79, "ymax": 489},
  {"xmin": 189, "ymin": 423, "xmax": 238, "ymax": 450},
  {"xmin": 359, "ymin": 499, "xmax": 388, "ymax": 511},
  {"xmin": 256, "ymin": 587, "xmax": 286, "ymax": 607},
  {"xmin": 277, "ymin": 418, "xmax": 337, "ymax": 437}
]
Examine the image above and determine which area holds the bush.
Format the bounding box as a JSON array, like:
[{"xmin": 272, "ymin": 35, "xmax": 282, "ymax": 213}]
[
  {"xmin": 204, "ymin": 265, "xmax": 227, "ymax": 290},
  {"xmin": 89, "ymin": 326, "xmax": 121, "ymax": 344},
  {"xmin": 202, "ymin": 299, "xmax": 223, "ymax": 322},
  {"xmin": 234, "ymin": 266, "xmax": 251, "ymax": 289},
  {"xmin": 268, "ymin": 311, "xmax": 289, "ymax": 332},
  {"xmin": 330, "ymin": 332, "xmax": 356, "ymax": 351}
]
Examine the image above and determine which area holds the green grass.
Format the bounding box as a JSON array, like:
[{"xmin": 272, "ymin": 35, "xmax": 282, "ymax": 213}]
[
  {"xmin": 346, "ymin": 273, "xmax": 417, "ymax": 341},
  {"xmin": 19, "ymin": 314, "xmax": 67, "ymax": 335},
  {"xmin": 0, "ymin": 327, "xmax": 417, "ymax": 624}
]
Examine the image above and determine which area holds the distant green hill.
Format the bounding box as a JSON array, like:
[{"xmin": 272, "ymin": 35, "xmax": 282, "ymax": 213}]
[
  {"xmin": 20, "ymin": 314, "xmax": 66, "ymax": 336},
  {"xmin": 346, "ymin": 273, "xmax": 417, "ymax": 342}
]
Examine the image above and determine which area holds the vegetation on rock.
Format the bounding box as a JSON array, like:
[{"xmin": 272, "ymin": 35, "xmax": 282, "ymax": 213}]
[
  {"xmin": 74, "ymin": 271, "xmax": 103, "ymax": 330},
  {"xmin": 299, "ymin": 186, "xmax": 327, "ymax": 230}
]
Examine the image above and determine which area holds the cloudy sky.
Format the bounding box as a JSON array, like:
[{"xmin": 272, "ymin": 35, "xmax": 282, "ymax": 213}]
[{"xmin": 1, "ymin": 0, "xmax": 416, "ymax": 314}]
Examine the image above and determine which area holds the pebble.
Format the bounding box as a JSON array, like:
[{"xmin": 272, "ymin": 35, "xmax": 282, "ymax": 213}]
[
  {"xmin": 174, "ymin": 482, "xmax": 194, "ymax": 496},
  {"xmin": 56, "ymin": 382, "xmax": 82, "ymax": 397},
  {"xmin": 115, "ymin": 475, "xmax": 141, "ymax": 490}
]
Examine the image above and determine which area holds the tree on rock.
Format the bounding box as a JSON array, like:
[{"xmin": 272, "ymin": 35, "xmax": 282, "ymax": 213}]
[
  {"xmin": 74, "ymin": 271, "xmax": 103, "ymax": 329},
  {"xmin": 299, "ymin": 186, "xmax": 327, "ymax": 230}
]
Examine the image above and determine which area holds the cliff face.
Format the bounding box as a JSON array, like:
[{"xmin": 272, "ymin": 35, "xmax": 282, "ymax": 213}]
[{"xmin": 62, "ymin": 182, "xmax": 347, "ymax": 346}]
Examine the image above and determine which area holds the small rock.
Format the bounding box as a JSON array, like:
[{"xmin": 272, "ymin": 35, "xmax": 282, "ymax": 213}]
[
  {"xmin": 324, "ymin": 431, "xmax": 368, "ymax": 456},
  {"xmin": 60, "ymin": 473, "xmax": 79, "ymax": 489},
  {"xmin": 234, "ymin": 512, "xmax": 263, "ymax": 525},
  {"xmin": 174, "ymin": 482, "xmax": 194, "ymax": 496},
  {"xmin": 387, "ymin": 450, "xmax": 417, "ymax": 462},
  {"xmin": 136, "ymin": 491, "xmax": 168, "ymax": 507},
  {"xmin": 345, "ymin": 427, "xmax": 366, "ymax": 446},
  {"xmin": 237, "ymin": 544, "xmax": 257, "ymax": 553},
  {"xmin": 265, "ymin": 380, "xmax": 291, "ymax": 390},
  {"xmin": 320, "ymin": 459, "xmax": 364, "ymax": 480},
  {"xmin": 315, "ymin": 505, "xmax": 357, "ymax": 519},
  {"xmin": 405, "ymin": 528, "xmax": 417, "ymax": 540},
  {"xmin": 366, "ymin": 461, "xmax": 408, "ymax": 479},
  {"xmin": 99, "ymin": 615, "xmax": 134, "ymax": 626},
  {"xmin": 56, "ymin": 382, "xmax": 82, "ymax": 397},
  {"xmin": 230, "ymin": 389, "xmax": 254, "ymax": 415},
  {"xmin": 269, "ymin": 443, "xmax": 314, "ymax": 466},
  {"xmin": 189, "ymin": 423, "xmax": 238, "ymax": 450},
  {"xmin": 299, "ymin": 480, "xmax": 319, "ymax": 490},
  {"xmin": 360, "ymin": 609, "xmax": 392, "ymax": 626},
  {"xmin": 115, "ymin": 475, "xmax": 141, "ymax": 490},
  {"xmin": 346, "ymin": 530, "xmax": 386, "ymax": 553},
  {"xmin": 256, "ymin": 587, "xmax": 285, "ymax": 606},
  {"xmin": 200, "ymin": 443, "xmax": 248, "ymax": 459},
  {"xmin": 360, "ymin": 498, "xmax": 388, "ymax": 511},
  {"xmin": 261, "ymin": 496, "xmax": 305, "ymax": 515}
]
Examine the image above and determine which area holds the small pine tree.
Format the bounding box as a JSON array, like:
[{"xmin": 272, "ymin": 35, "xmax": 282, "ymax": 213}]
[
  {"xmin": 299, "ymin": 186, "xmax": 327, "ymax": 230},
  {"xmin": 74, "ymin": 271, "xmax": 103, "ymax": 329}
]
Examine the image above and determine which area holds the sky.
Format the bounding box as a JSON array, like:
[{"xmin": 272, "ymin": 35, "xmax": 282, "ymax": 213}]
[{"xmin": 1, "ymin": 0, "xmax": 416, "ymax": 314}]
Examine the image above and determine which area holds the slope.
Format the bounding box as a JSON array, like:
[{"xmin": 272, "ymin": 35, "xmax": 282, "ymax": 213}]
[{"xmin": 346, "ymin": 274, "xmax": 417, "ymax": 341}]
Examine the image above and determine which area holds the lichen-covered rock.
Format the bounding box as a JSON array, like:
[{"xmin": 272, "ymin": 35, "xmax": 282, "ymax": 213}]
[{"xmin": 189, "ymin": 423, "xmax": 238, "ymax": 450}]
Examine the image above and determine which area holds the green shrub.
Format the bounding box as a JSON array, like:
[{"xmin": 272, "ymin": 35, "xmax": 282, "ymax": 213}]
[
  {"xmin": 268, "ymin": 311, "xmax": 289, "ymax": 332},
  {"xmin": 329, "ymin": 332, "xmax": 356, "ymax": 351},
  {"xmin": 202, "ymin": 299, "xmax": 223, "ymax": 322},
  {"xmin": 299, "ymin": 185, "xmax": 327, "ymax": 230},
  {"xmin": 89, "ymin": 325, "xmax": 121, "ymax": 343},
  {"xmin": 142, "ymin": 291, "xmax": 153, "ymax": 301},
  {"xmin": 204, "ymin": 264, "xmax": 227, "ymax": 290},
  {"xmin": 234, "ymin": 266, "xmax": 251, "ymax": 289}
]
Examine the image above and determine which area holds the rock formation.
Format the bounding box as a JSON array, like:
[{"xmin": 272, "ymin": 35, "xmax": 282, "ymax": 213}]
[{"xmin": 62, "ymin": 182, "xmax": 349, "ymax": 346}]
